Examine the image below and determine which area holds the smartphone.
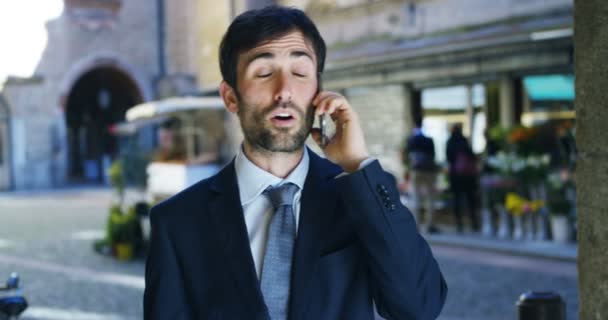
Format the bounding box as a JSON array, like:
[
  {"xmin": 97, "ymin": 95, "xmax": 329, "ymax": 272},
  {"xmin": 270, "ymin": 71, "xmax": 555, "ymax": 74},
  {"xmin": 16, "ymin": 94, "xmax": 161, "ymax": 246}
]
[
  {"xmin": 317, "ymin": 72, "xmax": 328, "ymax": 148},
  {"xmin": 319, "ymin": 113, "xmax": 327, "ymax": 147}
]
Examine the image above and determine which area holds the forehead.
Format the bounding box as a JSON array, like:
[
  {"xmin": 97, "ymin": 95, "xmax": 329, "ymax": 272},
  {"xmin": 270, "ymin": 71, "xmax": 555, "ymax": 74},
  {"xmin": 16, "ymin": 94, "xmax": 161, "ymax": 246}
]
[{"xmin": 238, "ymin": 31, "xmax": 316, "ymax": 67}]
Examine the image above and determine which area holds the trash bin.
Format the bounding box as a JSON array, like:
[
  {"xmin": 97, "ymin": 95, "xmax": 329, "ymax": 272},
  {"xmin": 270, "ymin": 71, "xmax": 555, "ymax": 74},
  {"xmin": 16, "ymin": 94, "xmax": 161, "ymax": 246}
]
[{"xmin": 517, "ymin": 291, "xmax": 565, "ymax": 320}]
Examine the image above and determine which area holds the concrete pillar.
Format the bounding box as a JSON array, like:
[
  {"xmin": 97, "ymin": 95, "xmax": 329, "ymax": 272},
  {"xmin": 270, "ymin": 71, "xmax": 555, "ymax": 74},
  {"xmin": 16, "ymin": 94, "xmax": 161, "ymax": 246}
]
[
  {"xmin": 484, "ymin": 82, "xmax": 500, "ymax": 128},
  {"xmin": 499, "ymin": 77, "xmax": 515, "ymax": 128},
  {"xmin": 575, "ymin": 0, "xmax": 608, "ymax": 318},
  {"xmin": 402, "ymin": 84, "xmax": 419, "ymax": 132},
  {"xmin": 465, "ymin": 84, "xmax": 474, "ymax": 140}
]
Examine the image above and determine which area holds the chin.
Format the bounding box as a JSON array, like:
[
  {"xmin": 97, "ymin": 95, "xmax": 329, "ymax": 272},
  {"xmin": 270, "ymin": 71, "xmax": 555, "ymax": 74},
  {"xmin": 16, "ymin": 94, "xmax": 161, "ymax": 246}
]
[{"xmin": 269, "ymin": 139, "xmax": 305, "ymax": 153}]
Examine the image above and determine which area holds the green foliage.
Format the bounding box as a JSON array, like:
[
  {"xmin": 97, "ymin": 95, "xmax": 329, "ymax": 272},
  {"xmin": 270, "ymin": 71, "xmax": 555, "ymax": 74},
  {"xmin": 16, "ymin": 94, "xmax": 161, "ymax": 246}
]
[
  {"xmin": 106, "ymin": 205, "xmax": 141, "ymax": 245},
  {"xmin": 546, "ymin": 172, "xmax": 574, "ymax": 216},
  {"xmin": 108, "ymin": 161, "xmax": 125, "ymax": 195},
  {"xmin": 488, "ymin": 125, "xmax": 509, "ymax": 150},
  {"xmin": 120, "ymin": 139, "xmax": 149, "ymax": 189}
]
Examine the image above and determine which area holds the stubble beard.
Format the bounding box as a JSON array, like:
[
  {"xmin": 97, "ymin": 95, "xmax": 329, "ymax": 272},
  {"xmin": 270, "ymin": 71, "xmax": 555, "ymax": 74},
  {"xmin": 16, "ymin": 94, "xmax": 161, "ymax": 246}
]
[{"xmin": 238, "ymin": 100, "xmax": 314, "ymax": 154}]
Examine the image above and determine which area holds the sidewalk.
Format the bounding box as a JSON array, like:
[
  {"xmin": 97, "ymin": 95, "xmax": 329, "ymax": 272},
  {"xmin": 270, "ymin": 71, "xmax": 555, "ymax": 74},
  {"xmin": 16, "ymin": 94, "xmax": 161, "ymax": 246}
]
[
  {"xmin": 0, "ymin": 184, "xmax": 112, "ymax": 198},
  {"xmin": 423, "ymin": 227, "xmax": 577, "ymax": 262}
]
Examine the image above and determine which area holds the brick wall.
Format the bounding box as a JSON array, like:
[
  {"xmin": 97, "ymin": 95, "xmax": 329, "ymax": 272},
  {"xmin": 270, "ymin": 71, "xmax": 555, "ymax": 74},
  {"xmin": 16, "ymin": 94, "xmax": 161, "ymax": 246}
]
[
  {"xmin": 345, "ymin": 84, "xmax": 411, "ymax": 180},
  {"xmin": 302, "ymin": 0, "xmax": 572, "ymax": 46}
]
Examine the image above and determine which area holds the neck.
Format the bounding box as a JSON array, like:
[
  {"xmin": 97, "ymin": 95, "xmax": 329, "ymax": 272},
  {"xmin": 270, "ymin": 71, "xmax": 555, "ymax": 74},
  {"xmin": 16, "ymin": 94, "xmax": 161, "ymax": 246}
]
[{"xmin": 242, "ymin": 142, "xmax": 305, "ymax": 178}]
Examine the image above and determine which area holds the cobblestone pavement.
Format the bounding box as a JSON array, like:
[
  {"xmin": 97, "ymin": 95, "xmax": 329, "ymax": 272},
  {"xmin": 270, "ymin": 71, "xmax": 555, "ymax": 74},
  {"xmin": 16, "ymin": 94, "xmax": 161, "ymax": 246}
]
[
  {"xmin": 431, "ymin": 246, "xmax": 577, "ymax": 320},
  {"xmin": 0, "ymin": 188, "xmax": 578, "ymax": 320}
]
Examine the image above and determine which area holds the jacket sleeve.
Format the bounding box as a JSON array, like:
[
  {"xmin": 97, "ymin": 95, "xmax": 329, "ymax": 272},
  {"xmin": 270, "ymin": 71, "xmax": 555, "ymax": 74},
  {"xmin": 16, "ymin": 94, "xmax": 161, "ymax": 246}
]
[
  {"xmin": 144, "ymin": 205, "xmax": 193, "ymax": 320},
  {"xmin": 335, "ymin": 160, "xmax": 447, "ymax": 320}
]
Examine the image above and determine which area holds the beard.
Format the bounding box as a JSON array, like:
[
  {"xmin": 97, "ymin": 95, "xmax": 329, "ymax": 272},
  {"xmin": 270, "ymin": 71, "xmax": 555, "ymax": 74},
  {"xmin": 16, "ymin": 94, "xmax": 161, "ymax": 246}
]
[{"xmin": 237, "ymin": 99, "xmax": 314, "ymax": 154}]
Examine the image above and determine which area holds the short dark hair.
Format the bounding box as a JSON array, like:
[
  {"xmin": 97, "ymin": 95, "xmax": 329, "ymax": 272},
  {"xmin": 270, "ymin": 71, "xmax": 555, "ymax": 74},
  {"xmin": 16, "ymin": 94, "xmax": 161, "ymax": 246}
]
[{"xmin": 219, "ymin": 6, "xmax": 326, "ymax": 91}]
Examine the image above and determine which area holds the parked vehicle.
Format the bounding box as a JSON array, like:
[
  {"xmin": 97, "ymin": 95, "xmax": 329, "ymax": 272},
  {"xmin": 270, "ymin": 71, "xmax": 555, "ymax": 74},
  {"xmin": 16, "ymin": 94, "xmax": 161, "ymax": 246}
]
[{"xmin": 113, "ymin": 96, "xmax": 238, "ymax": 202}]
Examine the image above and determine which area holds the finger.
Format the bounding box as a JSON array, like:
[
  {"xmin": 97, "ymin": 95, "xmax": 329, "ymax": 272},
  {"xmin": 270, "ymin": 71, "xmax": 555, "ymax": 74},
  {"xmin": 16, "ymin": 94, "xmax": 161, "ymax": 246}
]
[
  {"xmin": 314, "ymin": 93, "xmax": 332, "ymax": 115},
  {"xmin": 326, "ymin": 98, "xmax": 345, "ymax": 117},
  {"xmin": 313, "ymin": 91, "xmax": 334, "ymax": 106},
  {"xmin": 330, "ymin": 110, "xmax": 340, "ymax": 122},
  {"xmin": 317, "ymin": 94, "xmax": 343, "ymax": 116}
]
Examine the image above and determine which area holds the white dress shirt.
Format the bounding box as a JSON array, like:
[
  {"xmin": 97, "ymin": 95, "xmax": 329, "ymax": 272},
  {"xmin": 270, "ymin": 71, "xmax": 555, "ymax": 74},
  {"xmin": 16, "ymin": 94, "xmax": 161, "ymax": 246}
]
[{"xmin": 234, "ymin": 147, "xmax": 309, "ymax": 279}]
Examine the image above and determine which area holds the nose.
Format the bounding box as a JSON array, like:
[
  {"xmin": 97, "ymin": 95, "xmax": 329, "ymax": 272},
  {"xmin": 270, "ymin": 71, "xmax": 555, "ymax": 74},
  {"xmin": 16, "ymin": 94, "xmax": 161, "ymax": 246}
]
[{"xmin": 273, "ymin": 72, "xmax": 293, "ymax": 104}]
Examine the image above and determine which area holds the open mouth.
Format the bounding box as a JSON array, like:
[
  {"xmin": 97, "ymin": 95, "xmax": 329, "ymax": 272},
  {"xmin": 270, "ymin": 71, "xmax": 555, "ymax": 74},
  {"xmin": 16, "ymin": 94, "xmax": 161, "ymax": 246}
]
[{"xmin": 274, "ymin": 113, "xmax": 294, "ymax": 121}]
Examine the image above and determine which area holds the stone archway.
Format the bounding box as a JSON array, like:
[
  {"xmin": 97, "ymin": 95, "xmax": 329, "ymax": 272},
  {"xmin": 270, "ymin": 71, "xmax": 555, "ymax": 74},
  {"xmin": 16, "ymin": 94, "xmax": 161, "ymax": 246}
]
[{"xmin": 65, "ymin": 66, "xmax": 144, "ymax": 183}]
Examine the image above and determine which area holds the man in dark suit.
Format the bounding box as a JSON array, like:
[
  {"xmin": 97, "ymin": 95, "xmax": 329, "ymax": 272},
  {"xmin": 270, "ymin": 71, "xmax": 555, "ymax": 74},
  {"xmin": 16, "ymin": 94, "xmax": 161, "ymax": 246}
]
[{"xmin": 144, "ymin": 5, "xmax": 447, "ymax": 320}]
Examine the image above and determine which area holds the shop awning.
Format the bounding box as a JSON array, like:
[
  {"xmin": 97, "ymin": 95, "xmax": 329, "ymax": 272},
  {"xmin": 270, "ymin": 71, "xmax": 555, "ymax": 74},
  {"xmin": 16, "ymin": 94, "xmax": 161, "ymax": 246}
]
[{"xmin": 523, "ymin": 74, "xmax": 574, "ymax": 101}]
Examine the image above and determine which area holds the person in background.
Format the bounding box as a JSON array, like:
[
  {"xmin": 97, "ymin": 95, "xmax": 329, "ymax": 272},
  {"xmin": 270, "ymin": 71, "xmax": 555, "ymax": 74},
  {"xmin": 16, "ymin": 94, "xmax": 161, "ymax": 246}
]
[
  {"xmin": 446, "ymin": 123, "xmax": 479, "ymax": 233},
  {"xmin": 403, "ymin": 123, "xmax": 440, "ymax": 233},
  {"xmin": 153, "ymin": 117, "xmax": 187, "ymax": 162}
]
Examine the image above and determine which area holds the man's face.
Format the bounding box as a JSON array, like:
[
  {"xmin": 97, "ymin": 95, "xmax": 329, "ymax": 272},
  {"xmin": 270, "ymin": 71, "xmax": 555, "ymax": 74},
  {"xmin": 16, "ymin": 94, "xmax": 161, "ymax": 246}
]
[{"xmin": 233, "ymin": 30, "xmax": 318, "ymax": 153}]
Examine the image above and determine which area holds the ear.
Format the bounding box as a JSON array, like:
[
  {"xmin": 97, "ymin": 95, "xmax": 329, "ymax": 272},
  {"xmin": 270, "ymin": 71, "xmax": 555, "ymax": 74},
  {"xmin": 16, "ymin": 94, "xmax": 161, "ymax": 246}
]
[{"xmin": 219, "ymin": 81, "xmax": 239, "ymax": 114}]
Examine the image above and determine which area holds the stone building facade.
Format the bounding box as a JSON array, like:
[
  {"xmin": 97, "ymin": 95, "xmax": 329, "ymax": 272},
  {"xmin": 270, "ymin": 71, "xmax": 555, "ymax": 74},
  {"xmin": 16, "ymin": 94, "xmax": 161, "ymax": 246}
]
[
  {"xmin": 185, "ymin": 0, "xmax": 574, "ymax": 180},
  {"xmin": 282, "ymin": 0, "xmax": 574, "ymax": 180},
  {"xmin": 0, "ymin": 0, "xmax": 573, "ymax": 190}
]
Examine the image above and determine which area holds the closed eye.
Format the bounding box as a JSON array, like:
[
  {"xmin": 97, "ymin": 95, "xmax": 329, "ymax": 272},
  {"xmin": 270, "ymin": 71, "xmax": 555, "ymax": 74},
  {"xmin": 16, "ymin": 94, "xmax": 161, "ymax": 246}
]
[
  {"xmin": 256, "ymin": 73, "xmax": 272, "ymax": 78},
  {"xmin": 293, "ymin": 72, "xmax": 307, "ymax": 78}
]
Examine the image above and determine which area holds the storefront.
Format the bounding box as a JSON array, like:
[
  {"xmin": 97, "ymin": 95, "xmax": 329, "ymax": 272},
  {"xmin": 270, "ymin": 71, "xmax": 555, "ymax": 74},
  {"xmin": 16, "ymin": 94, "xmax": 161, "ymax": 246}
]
[{"xmin": 421, "ymin": 84, "xmax": 487, "ymax": 164}]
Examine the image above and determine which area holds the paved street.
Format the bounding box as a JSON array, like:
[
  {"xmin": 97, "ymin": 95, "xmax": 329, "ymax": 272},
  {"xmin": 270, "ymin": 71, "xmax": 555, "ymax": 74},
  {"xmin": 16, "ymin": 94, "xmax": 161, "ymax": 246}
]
[{"xmin": 0, "ymin": 188, "xmax": 578, "ymax": 320}]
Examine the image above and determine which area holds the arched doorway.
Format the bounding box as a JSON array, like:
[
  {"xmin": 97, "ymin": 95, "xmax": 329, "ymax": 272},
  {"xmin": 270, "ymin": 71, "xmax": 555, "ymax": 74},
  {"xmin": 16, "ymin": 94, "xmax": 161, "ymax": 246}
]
[{"xmin": 65, "ymin": 66, "xmax": 143, "ymax": 183}]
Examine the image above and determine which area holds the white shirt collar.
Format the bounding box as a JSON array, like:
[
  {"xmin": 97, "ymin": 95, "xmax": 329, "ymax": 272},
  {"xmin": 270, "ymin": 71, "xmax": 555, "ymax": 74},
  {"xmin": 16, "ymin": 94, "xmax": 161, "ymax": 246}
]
[{"xmin": 234, "ymin": 146, "xmax": 309, "ymax": 206}]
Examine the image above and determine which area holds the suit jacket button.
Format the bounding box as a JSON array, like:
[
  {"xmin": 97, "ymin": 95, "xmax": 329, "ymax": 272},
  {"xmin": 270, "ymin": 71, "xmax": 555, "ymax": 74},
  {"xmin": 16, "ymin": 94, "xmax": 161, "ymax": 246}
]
[{"xmin": 390, "ymin": 204, "xmax": 396, "ymax": 211}]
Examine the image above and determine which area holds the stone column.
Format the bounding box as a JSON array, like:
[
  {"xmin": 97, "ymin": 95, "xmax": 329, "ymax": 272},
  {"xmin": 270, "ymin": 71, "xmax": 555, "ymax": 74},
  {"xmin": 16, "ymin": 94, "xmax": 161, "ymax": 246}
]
[
  {"xmin": 575, "ymin": 0, "xmax": 608, "ymax": 318},
  {"xmin": 499, "ymin": 77, "xmax": 515, "ymax": 128},
  {"xmin": 402, "ymin": 84, "xmax": 418, "ymax": 132},
  {"xmin": 484, "ymin": 82, "xmax": 500, "ymax": 128},
  {"xmin": 465, "ymin": 84, "xmax": 474, "ymax": 140}
]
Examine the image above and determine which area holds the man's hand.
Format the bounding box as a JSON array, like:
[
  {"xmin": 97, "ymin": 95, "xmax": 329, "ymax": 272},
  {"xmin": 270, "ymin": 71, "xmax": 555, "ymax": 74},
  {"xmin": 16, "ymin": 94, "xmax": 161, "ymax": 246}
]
[{"xmin": 311, "ymin": 91, "xmax": 370, "ymax": 173}]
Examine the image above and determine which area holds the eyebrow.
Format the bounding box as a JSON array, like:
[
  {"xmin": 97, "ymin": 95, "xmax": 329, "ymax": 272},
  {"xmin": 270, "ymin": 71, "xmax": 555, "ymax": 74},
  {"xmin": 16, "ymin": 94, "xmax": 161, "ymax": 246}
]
[{"xmin": 245, "ymin": 50, "xmax": 315, "ymax": 67}]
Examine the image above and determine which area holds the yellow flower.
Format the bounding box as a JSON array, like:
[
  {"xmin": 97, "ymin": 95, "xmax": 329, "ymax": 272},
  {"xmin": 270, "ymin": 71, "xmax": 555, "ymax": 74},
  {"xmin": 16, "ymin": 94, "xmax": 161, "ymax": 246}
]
[{"xmin": 505, "ymin": 193, "xmax": 544, "ymax": 216}]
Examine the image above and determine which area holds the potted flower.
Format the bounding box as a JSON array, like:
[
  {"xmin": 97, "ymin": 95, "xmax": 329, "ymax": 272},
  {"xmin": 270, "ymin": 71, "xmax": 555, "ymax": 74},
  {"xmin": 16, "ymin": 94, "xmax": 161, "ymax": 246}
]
[
  {"xmin": 108, "ymin": 206, "xmax": 140, "ymax": 260},
  {"xmin": 546, "ymin": 172, "xmax": 574, "ymax": 243},
  {"xmin": 505, "ymin": 192, "xmax": 544, "ymax": 240}
]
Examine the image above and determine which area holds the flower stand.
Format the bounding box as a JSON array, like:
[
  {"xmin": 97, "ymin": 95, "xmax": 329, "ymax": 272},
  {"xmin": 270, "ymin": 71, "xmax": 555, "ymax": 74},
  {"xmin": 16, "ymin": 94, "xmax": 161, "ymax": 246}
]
[
  {"xmin": 497, "ymin": 205, "xmax": 511, "ymax": 239},
  {"xmin": 551, "ymin": 215, "xmax": 571, "ymax": 243},
  {"xmin": 481, "ymin": 208, "xmax": 494, "ymax": 237},
  {"xmin": 513, "ymin": 215, "xmax": 524, "ymax": 240},
  {"xmin": 535, "ymin": 210, "xmax": 550, "ymax": 241},
  {"xmin": 524, "ymin": 213, "xmax": 536, "ymax": 241}
]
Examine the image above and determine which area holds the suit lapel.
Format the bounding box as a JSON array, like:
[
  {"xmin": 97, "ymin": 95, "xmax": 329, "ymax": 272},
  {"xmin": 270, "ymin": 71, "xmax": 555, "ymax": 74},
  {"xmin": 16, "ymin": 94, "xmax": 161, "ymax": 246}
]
[
  {"xmin": 208, "ymin": 161, "xmax": 268, "ymax": 317},
  {"xmin": 289, "ymin": 151, "xmax": 342, "ymax": 320}
]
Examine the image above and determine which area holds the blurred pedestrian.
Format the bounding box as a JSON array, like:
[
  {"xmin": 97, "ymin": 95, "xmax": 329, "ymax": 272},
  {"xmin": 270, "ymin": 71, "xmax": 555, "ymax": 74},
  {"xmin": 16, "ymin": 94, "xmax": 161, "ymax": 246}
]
[
  {"xmin": 403, "ymin": 124, "xmax": 439, "ymax": 233},
  {"xmin": 446, "ymin": 123, "xmax": 479, "ymax": 233},
  {"xmin": 152, "ymin": 117, "xmax": 186, "ymax": 162}
]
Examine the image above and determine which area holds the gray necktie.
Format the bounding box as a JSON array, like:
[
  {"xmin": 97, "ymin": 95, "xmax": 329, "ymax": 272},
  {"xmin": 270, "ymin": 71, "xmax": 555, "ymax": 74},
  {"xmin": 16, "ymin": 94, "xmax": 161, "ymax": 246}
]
[{"xmin": 261, "ymin": 183, "xmax": 299, "ymax": 320}]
